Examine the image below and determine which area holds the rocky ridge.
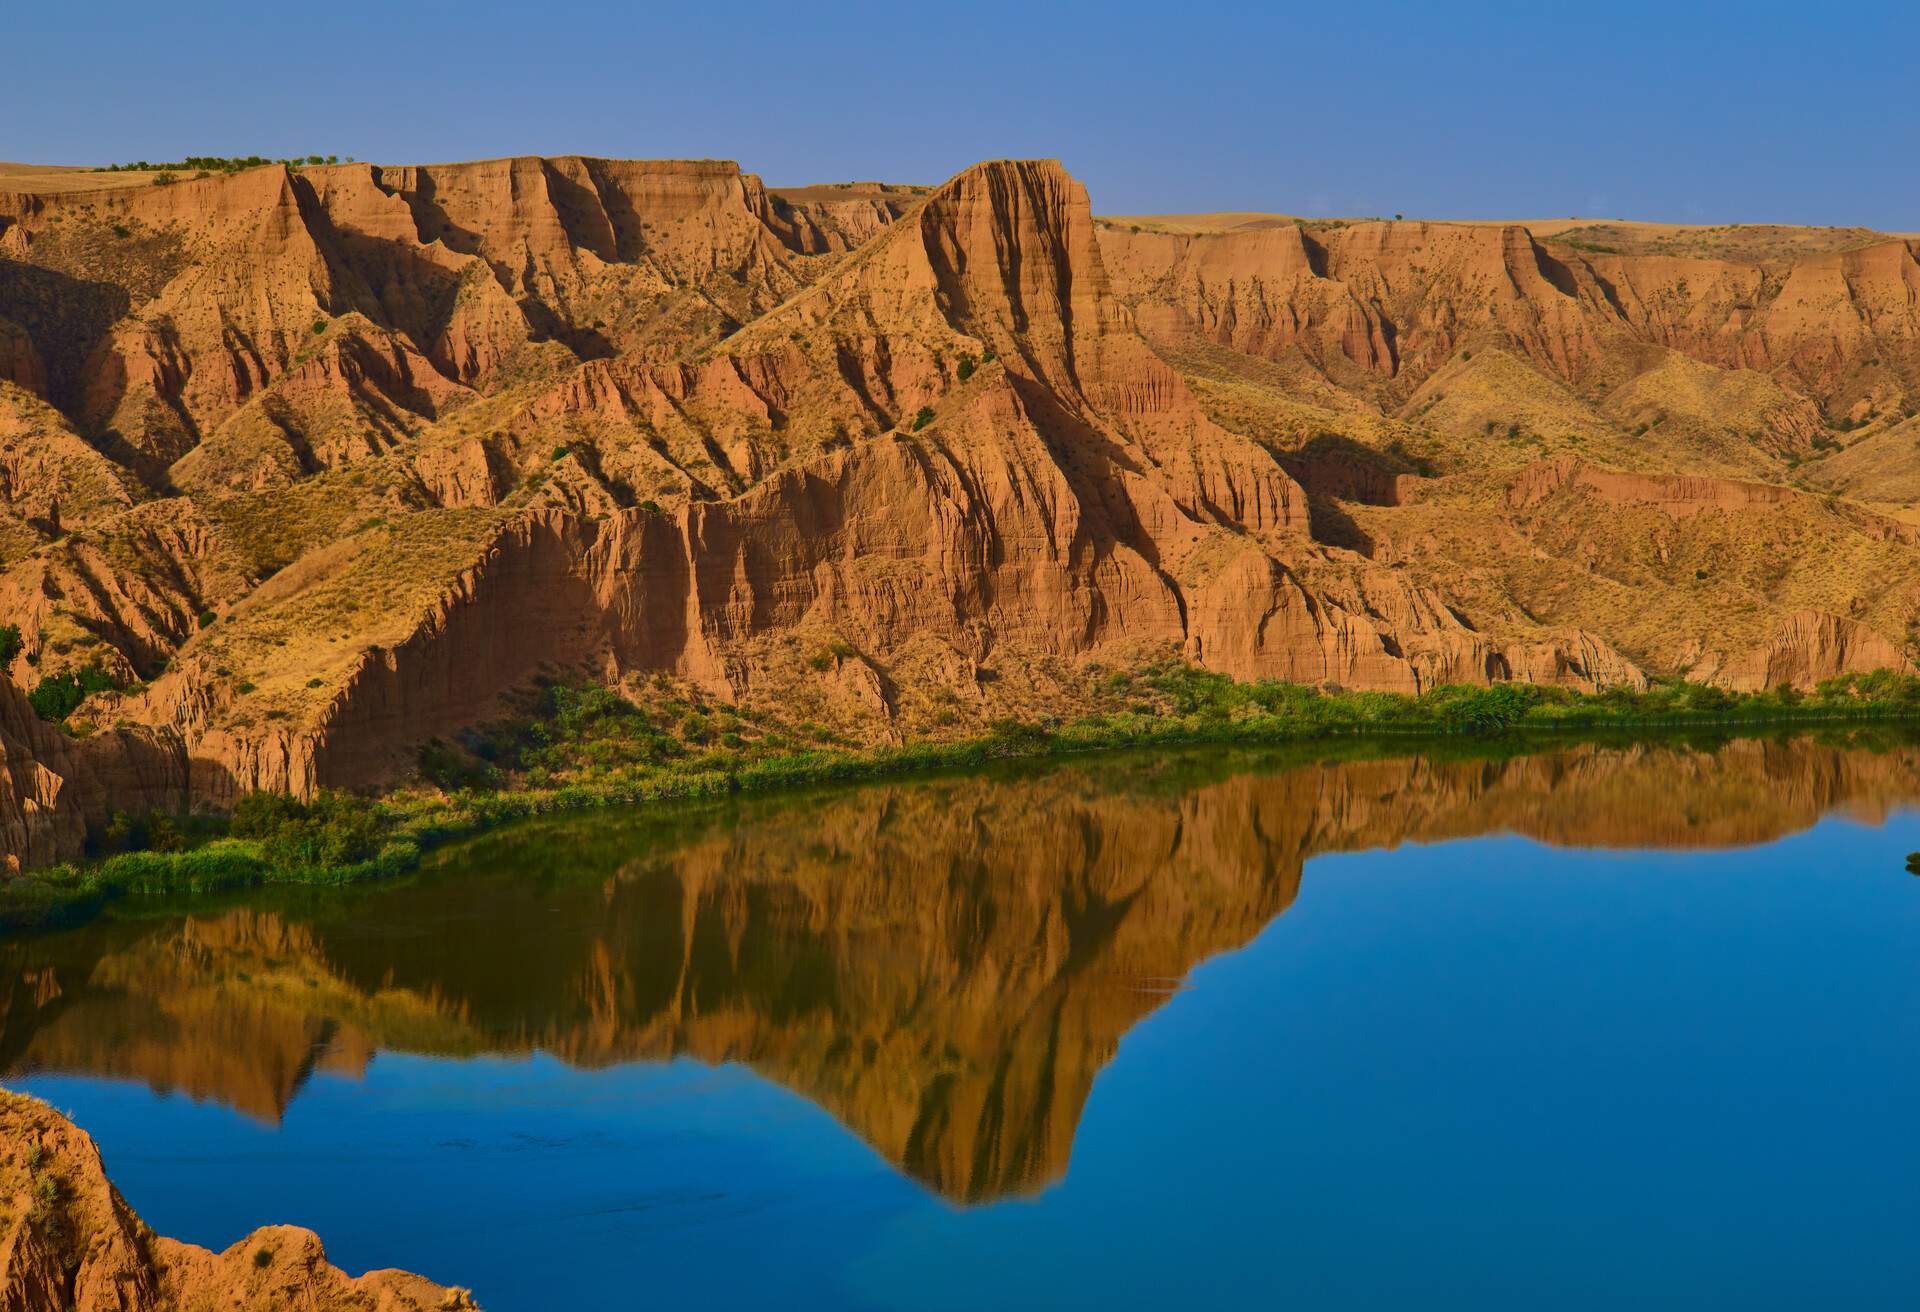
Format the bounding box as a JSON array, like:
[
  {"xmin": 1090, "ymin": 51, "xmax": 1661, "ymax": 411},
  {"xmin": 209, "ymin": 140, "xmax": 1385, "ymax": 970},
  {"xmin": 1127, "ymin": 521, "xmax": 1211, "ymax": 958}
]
[{"xmin": 1, "ymin": 156, "xmax": 1917, "ymax": 857}]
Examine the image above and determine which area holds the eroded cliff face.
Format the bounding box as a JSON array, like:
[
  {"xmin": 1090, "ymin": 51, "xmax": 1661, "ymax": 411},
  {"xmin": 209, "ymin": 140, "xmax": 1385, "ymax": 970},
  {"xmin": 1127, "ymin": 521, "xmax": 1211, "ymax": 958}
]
[
  {"xmin": 0, "ymin": 1089, "xmax": 474, "ymax": 1311},
  {"xmin": 4, "ymin": 736, "xmax": 1911, "ymax": 1202},
  {"xmin": 0, "ymin": 676, "xmax": 185, "ymax": 868},
  {"xmin": 1097, "ymin": 216, "xmax": 1920, "ymax": 418},
  {"xmin": 2, "ymin": 156, "xmax": 1917, "ymax": 825}
]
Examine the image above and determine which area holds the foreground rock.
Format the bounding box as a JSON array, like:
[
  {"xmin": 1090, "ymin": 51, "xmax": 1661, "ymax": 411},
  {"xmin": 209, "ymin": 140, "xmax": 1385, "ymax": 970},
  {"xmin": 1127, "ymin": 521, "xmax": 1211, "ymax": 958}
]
[{"xmin": 0, "ymin": 1088, "xmax": 475, "ymax": 1310}]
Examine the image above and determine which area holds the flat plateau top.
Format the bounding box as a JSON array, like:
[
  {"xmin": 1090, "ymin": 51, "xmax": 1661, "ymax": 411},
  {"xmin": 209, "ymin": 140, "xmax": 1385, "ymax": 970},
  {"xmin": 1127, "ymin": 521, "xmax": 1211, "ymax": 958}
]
[{"xmin": 1100, "ymin": 210, "xmax": 1919, "ymax": 261}]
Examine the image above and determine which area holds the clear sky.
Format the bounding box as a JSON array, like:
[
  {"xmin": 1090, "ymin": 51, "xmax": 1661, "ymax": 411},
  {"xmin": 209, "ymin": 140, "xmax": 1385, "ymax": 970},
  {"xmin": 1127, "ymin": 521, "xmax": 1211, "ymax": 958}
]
[{"xmin": 9, "ymin": 0, "xmax": 1917, "ymax": 228}]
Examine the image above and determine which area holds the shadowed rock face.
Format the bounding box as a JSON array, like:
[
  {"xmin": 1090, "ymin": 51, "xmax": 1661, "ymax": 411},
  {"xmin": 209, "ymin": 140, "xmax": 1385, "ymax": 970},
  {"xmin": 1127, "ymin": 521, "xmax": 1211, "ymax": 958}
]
[{"xmin": 4, "ymin": 735, "xmax": 1915, "ymax": 1203}]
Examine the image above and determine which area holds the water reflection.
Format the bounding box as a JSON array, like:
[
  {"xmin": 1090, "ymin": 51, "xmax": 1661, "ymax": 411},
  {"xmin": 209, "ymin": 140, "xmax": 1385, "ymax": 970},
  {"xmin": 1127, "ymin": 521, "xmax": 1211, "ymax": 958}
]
[{"xmin": 4, "ymin": 734, "xmax": 1917, "ymax": 1202}]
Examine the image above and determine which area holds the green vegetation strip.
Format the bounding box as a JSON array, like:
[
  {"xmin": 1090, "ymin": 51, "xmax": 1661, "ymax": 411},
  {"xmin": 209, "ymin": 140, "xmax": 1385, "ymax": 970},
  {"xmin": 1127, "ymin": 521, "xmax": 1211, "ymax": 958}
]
[{"xmin": 7, "ymin": 666, "xmax": 1920, "ymax": 933}]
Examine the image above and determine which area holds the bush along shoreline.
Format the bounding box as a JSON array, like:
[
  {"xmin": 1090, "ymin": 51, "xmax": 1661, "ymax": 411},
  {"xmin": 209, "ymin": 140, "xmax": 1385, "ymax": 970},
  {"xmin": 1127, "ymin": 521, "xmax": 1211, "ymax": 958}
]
[{"xmin": 7, "ymin": 665, "xmax": 1920, "ymax": 932}]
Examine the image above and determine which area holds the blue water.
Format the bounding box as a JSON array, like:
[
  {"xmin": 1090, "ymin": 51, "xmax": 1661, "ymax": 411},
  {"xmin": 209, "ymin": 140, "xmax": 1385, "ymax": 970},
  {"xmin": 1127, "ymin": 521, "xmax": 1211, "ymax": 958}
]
[{"xmin": 8, "ymin": 748, "xmax": 1920, "ymax": 1308}]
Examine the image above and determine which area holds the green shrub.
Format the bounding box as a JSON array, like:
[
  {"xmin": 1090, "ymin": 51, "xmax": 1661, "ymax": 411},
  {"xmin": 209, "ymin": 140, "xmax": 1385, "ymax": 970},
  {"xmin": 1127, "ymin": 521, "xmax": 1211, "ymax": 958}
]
[
  {"xmin": 957, "ymin": 353, "xmax": 977, "ymax": 381},
  {"xmin": 198, "ymin": 609, "xmax": 218, "ymax": 629},
  {"xmin": 987, "ymin": 718, "xmax": 1053, "ymax": 755},
  {"xmin": 27, "ymin": 1171, "xmax": 62, "ymax": 1239},
  {"xmin": 1419, "ymin": 683, "xmax": 1549, "ymax": 733},
  {"xmin": 910, "ymin": 406, "xmax": 935, "ymax": 432},
  {"xmin": 28, "ymin": 665, "xmax": 118, "ymax": 722},
  {"xmin": 94, "ymin": 811, "xmax": 187, "ymax": 856},
  {"xmin": 13, "ymin": 660, "xmax": 1920, "ymax": 934},
  {"xmin": 229, "ymin": 789, "xmax": 382, "ymax": 869},
  {"xmin": 0, "ymin": 623, "xmax": 21, "ymax": 665},
  {"xmin": 419, "ymin": 738, "xmax": 502, "ymax": 792}
]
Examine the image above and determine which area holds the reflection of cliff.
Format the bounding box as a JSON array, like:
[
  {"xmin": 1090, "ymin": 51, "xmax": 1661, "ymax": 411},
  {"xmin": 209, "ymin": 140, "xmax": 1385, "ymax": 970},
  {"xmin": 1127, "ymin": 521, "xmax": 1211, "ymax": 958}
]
[{"xmin": 3, "ymin": 736, "xmax": 1917, "ymax": 1201}]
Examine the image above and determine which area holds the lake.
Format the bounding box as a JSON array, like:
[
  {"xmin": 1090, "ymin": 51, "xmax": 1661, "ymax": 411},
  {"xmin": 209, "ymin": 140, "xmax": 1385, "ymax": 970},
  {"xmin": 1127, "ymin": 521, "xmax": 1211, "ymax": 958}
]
[{"xmin": 4, "ymin": 735, "xmax": 1918, "ymax": 1308}]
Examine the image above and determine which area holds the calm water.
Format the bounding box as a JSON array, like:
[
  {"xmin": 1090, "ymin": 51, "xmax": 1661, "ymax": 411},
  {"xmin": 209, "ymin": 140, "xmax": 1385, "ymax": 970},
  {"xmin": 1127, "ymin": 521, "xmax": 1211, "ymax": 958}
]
[{"xmin": 5, "ymin": 736, "xmax": 1919, "ymax": 1308}]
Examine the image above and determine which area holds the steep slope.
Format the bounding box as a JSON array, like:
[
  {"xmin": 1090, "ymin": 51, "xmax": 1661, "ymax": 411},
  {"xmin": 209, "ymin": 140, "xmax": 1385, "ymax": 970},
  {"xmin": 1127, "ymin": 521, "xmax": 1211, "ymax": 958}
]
[
  {"xmin": 767, "ymin": 181, "xmax": 924, "ymax": 251},
  {"xmin": 103, "ymin": 160, "xmax": 1647, "ymax": 801},
  {"xmin": 0, "ymin": 156, "xmax": 850, "ymax": 493},
  {"xmin": 1101, "ymin": 211, "xmax": 1920, "ymax": 688},
  {"xmin": 0, "ymin": 155, "xmax": 1916, "ymax": 835},
  {"xmin": 1799, "ymin": 411, "xmax": 1920, "ymax": 507},
  {"xmin": 0, "ymin": 383, "xmax": 140, "ymax": 551},
  {"xmin": 1098, "ymin": 215, "xmax": 1920, "ymax": 426}
]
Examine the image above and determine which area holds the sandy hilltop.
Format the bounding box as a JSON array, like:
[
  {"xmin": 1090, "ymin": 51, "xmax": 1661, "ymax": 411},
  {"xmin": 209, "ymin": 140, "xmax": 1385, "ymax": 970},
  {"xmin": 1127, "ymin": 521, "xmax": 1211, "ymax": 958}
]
[{"xmin": 1, "ymin": 154, "xmax": 1919, "ymax": 860}]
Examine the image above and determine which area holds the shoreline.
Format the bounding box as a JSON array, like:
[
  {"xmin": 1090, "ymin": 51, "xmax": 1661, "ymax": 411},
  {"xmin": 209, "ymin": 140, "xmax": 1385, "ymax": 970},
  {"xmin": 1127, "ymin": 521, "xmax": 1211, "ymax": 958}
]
[{"xmin": 6, "ymin": 671, "xmax": 1920, "ymax": 934}]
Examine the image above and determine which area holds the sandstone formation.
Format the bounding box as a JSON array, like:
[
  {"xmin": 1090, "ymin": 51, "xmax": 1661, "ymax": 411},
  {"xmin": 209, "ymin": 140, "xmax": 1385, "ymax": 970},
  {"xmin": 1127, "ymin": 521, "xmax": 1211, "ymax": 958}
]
[
  {"xmin": 0, "ymin": 1088, "xmax": 473, "ymax": 1310},
  {"xmin": 0, "ymin": 675, "xmax": 184, "ymax": 869},
  {"xmin": 1, "ymin": 155, "xmax": 1918, "ymax": 845},
  {"xmin": 4, "ymin": 736, "xmax": 1912, "ymax": 1202},
  {"xmin": 1097, "ymin": 213, "xmax": 1920, "ymax": 426}
]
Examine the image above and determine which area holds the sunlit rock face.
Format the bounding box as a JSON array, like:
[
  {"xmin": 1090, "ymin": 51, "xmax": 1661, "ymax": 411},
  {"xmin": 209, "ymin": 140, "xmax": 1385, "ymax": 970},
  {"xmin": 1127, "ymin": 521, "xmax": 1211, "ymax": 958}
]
[{"xmin": 21, "ymin": 156, "xmax": 1920, "ymax": 839}]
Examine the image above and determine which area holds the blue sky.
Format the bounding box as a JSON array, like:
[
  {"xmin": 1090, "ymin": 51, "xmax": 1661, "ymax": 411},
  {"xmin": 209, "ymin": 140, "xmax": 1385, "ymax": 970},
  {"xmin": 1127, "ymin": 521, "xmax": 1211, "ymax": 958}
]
[{"xmin": 9, "ymin": 0, "xmax": 1917, "ymax": 227}]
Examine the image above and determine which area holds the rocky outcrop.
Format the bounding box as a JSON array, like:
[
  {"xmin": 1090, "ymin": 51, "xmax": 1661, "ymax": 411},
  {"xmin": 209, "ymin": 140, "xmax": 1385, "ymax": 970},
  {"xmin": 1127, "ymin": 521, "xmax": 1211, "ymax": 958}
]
[
  {"xmin": 0, "ymin": 156, "xmax": 841, "ymax": 480},
  {"xmin": 1098, "ymin": 218, "xmax": 1920, "ymax": 406},
  {"xmin": 0, "ymin": 676, "xmax": 187, "ymax": 869},
  {"xmin": 1100, "ymin": 218, "xmax": 1605, "ymax": 387},
  {"xmin": 767, "ymin": 182, "xmax": 920, "ymax": 253},
  {"xmin": 123, "ymin": 161, "xmax": 1620, "ymax": 802},
  {"xmin": 1182, "ymin": 548, "xmax": 1644, "ymax": 692},
  {"xmin": 3, "ymin": 155, "xmax": 1916, "ymax": 830},
  {"xmin": 0, "ymin": 384, "xmax": 139, "ymax": 537},
  {"xmin": 0, "ymin": 494, "xmax": 255, "ymax": 684},
  {"xmin": 1504, "ymin": 457, "xmax": 1803, "ymax": 517},
  {"xmin": 0, "ymin": 676, "xmax": 89, "ymax": 869},
  {"xmin": 0, "ymin": 1088, "xmax": 473, "ymax": 1310},
  {"xmin": 1694, "ymin": 609, "xmax": 1916, "ymax": 690}
]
